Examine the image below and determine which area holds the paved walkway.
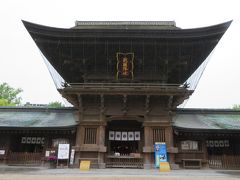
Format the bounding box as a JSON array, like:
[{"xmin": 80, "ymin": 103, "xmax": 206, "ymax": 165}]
[{"xmin": 0, "ymin": 165, "xmax": 240, "ymax": 180}]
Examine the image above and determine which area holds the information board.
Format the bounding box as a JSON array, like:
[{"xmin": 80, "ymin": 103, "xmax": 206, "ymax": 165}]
[
  {"xmin": 154, "ymin": 142, "xmax": 167, "ymax": 168},
  {"xmin": 57, "ymin": 144, "xmax": 70, "ymax": 159},
  {"xmin": 0, "ymin": 150, "xmax": 5, "ymax": 155},
  {"xmin": 69, "ymin": 149, "xmax": 75, "ymax": 165}
]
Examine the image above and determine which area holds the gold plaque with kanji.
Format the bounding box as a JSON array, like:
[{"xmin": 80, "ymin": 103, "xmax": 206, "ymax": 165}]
[{"xmin": 116, "ymin": 53, "xmax": 134, "ymax": 80}]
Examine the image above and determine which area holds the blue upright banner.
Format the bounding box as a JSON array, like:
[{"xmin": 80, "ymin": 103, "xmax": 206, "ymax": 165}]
[{"xmin": 154, "ymin": 142, "xmax": 167, "ymax": 168}]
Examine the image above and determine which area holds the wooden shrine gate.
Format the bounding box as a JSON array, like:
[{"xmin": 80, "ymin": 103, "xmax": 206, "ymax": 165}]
[
  {"xmin": 7, "ymin": 152, "xmax": 42, "ymax": 165},
  {"xmin": 208, "ymin": 155, "xmax": 240, "ymax": 169}
]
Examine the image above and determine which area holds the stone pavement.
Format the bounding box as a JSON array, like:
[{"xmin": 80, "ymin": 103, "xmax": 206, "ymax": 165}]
[{"xmin": 0, "ymin": 165, "xmax": 240, "ymax": 180}]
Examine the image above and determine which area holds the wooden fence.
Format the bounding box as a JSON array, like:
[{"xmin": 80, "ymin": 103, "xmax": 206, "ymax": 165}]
[
  {"xmin": 8, "ymin": 152, "xmax": 42, "ymax": 165},
  {"xmin": 208, "ymin": 155, "xmax": 240, "ymax": 169},
  {"xmin": 106, "ymin": 156, "xmax": 143, "ymax": 168}
]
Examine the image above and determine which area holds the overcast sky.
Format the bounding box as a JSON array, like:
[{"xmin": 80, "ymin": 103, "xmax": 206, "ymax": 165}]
[{"xmin": 0, "ymin": 0, "xmax": 239, "ymax": 108}]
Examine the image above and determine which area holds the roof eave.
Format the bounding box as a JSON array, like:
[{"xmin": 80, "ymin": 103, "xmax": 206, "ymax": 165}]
[
  {"xmin": 173, "ymin": 126, "xmax": 240, "ymax": 133},
  {"xmin": 22, "ymin": 20, "xmax": 232, "ymax": 39}
]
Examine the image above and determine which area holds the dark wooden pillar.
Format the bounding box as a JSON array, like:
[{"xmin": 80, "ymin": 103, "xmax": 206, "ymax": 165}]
[
  {"xmin": 165, "ymin": 125, "xmax": 180, "ymax": 169},
  {"xmin": 143, "ymin": 126, "xmax": 153, "ymax": 169},
  {"xmin": 165, "ymin": 126, "xmax": 174, "ymax": 163},
  {"xmin": 98, "ymin": 125, "xmax": 106, "ymax": 168},
  {"xmin": 73, "ymin": 125, "xmax": 84, "ymax": 167}
]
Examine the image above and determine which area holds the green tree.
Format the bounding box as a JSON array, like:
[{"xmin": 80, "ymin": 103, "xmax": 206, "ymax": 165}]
[
  {"xmin": 0, "ymin": 82, "xmax": 22, "ymax": 106},
  {"xmin": 232, "ymin": 104, "xmax": 240, "ymax": 110},
  {"xmin": 47, "ymin": 101, "xmax": 65, "ymax": 108}
]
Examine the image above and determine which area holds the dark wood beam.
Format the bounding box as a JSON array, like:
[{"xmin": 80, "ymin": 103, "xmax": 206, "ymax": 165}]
[
  {"xmin": 100, "ymin": 94, "xmax": 105, "ymax": 114},
  {"xmin": 168, "ymin": 95, "xmax": 173, "ymax": 109},
  {"xmin": 145, "ymin": 95, "xmax": 150, "ymax": 115},
  {"xmin": 122, "ymin": 94, "xmax": 128, "ymax": 115}
]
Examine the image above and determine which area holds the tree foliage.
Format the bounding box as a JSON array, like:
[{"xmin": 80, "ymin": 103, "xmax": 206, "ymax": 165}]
[
  {"xmin": 47, "ymin": 101, "xmax": 65, "ymax": 108},
  {"xmin": 0, "ymin": 82, "xmax": 22, "ymax": 106},
  {"xmin": 232, "ymin": 104, "xmax": 240, "ymax": 110}
]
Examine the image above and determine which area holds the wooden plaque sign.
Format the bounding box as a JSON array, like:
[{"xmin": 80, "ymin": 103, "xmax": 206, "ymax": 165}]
[{"xmin": 116, "ymin": 53, "xmax": 134, "ymax": 80}]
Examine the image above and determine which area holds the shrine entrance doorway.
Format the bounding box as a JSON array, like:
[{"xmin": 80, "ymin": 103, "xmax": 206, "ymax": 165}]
[{"xmin": 105, "ymin": 120, "xmax": 144, "ymax": 168}]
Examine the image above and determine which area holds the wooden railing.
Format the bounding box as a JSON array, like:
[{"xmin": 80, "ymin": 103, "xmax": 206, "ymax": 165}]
[
  {"xmin": 69, "ymin": 83, "xmax": 182, "ymax": 87},
  {"xmin": 66, "ymin": 83, "xmax": 186, "ymax": 92},
  {"xmin": 209, "ymin": 155, "xmax": 240, "ymax": 169},
  {"xmin": 182, "ymin": 159, "xmax": 202, "ymax": 169},
  {"xmin": 60, "ymin": 83, "xmax": 191, "ymax": 96},
  {"xmin": 8, "ymin": 152, "xmax": 42, "ymax": 165},
  {"xmin": 106, "ymin": 156, "xmax": 143, "ymax": 168},
  {"xmin": 175, "ymin": 151, "xmax": 205, "ymax": 163}
]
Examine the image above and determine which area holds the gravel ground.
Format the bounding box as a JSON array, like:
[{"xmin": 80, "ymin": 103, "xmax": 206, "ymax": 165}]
[{"xmin": 0, "ymin": 165, "xmax": 240, "ymax": 180}]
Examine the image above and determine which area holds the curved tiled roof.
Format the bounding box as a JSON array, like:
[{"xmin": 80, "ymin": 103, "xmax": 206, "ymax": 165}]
[
  {"xmin": 1, "ymin": 107, "xmax": 240, "ymax": 131},
  {"xmin": 22, "ymin": 20, "xmax": 232, "ymax": 85},
  {"xmin": 0, "ymin": 107, "xmax": 78, "ymax": 129},
  {"xmin": 174, "ymin": 109, "xmax": 240, "ymax": 131}
]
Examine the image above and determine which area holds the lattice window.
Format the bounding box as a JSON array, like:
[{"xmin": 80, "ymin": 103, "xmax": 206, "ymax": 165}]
[
  {"xmin": 84, "ymin": 128, "xmax": 97, "ymax": 144},
  {"xmin": 152, "ymin": 128, "xmax": 165, "ymax": 143}
]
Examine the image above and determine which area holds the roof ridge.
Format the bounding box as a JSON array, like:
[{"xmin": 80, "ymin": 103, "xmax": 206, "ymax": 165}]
[{"xmin": 75, "ymin": 21, "xmax": 176, "ymax": 26}]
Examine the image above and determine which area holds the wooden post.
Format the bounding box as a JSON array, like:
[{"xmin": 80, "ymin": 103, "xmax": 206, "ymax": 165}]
[
  {"xmin": 143, "ymin": 126, "xmax": 153, "ymax": 169},
  {"xmin": 165, "ymin": 126, "xmax": 174, "ymax": 164},
  {"xmin": 98, "ymin": 125, "xmax": 106, "ymax": 168},
  {"xmin": 74, "ymin": 125, "xmax": 84, "ymax": 167}
]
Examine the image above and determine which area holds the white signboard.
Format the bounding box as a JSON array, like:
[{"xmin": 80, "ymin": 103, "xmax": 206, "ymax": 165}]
[
  {"xmin": 58, "ymin": 144, "xmax": 70, "ymax": 159},
  {"xmin": 224, "ymin": 140, "xmax": 229, "ymax": 147},
  {"xmin": 181, "ymin": 140, "xmax": 198, "ymax": 150},
  {"xmin": 206, "ymin": 140, "xmax": 229, "ymax": 148},
  {"xmin": 108, "ymin": 131, "xmax": 142, "ymax": 141},
  {"xmin": 0, "ymin": 150, "xmax": 5, "ymax": 155},
  {"xmin": 109, "ymin": 131, "xmax": 115, "ymax": 140},
  {"xmin": 122, "ymin": 132, "xmax": 128, "ymax": 141},
  {"xmin": 181, "ymin": 141, "xmax": 189, "ymax": 150},
  {"xmin": 45, "ymin": 150, "xmax": 50, "ymax": 157},
  {"xmin": 115, "ymin": 132, "xmax": 121, "ymax": 141},
  {"xmin": 128, "ymin": 132, "xmax": 134, "ymax": 141},
  {"xmin": 134, "ymin": 131, "xmax": 140, "ymax": 141},
  {"xmin": 21, "ymin": 137, "xmax": 44, "ymax": 144},
  {"xmin": 69, "ymin": 149, "xmax": 75, "ymax": 165},
  {"xmin": 191, "ymin": 141, "xmax": 198, "ymax": 150}
]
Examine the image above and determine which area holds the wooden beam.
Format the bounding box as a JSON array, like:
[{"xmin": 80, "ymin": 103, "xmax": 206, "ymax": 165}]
[
  {"xmin": 145, "ymin": 95, "xmax": 150, "ymax": 115},
  {"xmin": 122, "ymin": 94, "xmax": 128, "ymax": 115},
  {"xmin": 78, "ymin": 94, "xmax": 84, "ymax": 122},
  {"xmin": 168, "ymin": 95, "xmax": 173, "ymax": 109},
  {"xmin": 100, "ymin": 94, "xmax": 105, "ymax": 114},
  {"xmin": 78, "ymin": 95, "xmax": 83, "ymax": 112}
]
